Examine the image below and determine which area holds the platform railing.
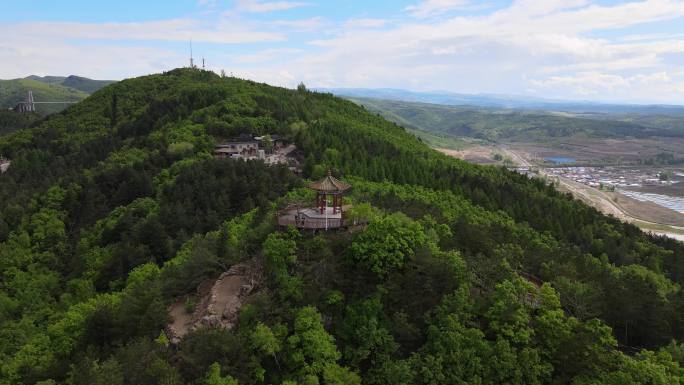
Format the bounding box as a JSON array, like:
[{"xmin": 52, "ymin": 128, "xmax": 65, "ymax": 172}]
[{"xmin": 277, "ymin": 216, "xmax": 344, "ymax": 229}]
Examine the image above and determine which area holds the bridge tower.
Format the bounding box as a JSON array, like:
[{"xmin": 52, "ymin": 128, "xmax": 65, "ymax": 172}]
[
  {"xmin": 12, "ymin": 90, "xmax": 76, "ymax": 113},
  {"xmin": 27, "ymin": 90, "xmax": 35, "ymax": 112}
]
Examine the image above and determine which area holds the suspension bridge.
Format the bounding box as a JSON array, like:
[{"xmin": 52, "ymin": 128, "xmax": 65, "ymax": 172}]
[{"xmin": 13, "ymin": 90, "xmax": 77, "ymax": 113}]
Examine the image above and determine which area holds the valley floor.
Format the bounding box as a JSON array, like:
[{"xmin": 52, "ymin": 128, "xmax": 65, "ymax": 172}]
[{"xmin": 438, "ymin": 145, "xmax": 684, "ymax": 242}]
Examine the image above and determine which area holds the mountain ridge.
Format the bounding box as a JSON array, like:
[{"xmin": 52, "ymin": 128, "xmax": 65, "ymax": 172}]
[
  {"xmin": 1, "ymin": 68, "xmax": 684, "ymax": 384},
  {"xmin": 350, "ymin": 97, "xmax": 684, "ymax": 142},
  {"xmin": 22, "ymin": 74, "xmax": 115, "ymax": 93}
]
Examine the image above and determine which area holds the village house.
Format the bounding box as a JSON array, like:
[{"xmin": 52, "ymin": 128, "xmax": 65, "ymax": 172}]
[
  {"xmin": 254, "ymin": 134, "xmax": 287, "ymax": 153},
  {"xmin": 214, "ymin": 134, "xmax": 260, "ymax": 159},
  {"xmin": 213, "ymin": 134, "xmax": 299, "ymax": 172}
]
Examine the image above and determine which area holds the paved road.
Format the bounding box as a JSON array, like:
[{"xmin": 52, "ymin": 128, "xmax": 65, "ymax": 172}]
[
  {"xmin": 501, "ymin": 147, "xmax": 684, "ymax": 241},
  {"xmin": 499, "ymin": 146, "xmax": 531, "ymax": 167}
]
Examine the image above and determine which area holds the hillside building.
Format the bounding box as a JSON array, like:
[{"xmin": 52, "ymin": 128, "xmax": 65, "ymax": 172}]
[
  {"xmin": 214, "ymin": 134, "xmax": 260, "ymax": 158},
  {"xmin": 214, "ymin": 134, "xmax": 299, "ymax": 172}
]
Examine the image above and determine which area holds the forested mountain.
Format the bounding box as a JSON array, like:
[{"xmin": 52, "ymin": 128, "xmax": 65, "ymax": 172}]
[
  {"xmin": 2, "ymin": 68, "xmax": 684, "ymax": 385},
  {"xmin": 0, "ymin": 110, "xmax": 42, "ymax": 137},
  {"xmin": 0, "ymin": 78, "xmax": 87, "ymax": 115},
  {"xmin": 353, "ymin": 97, "xmax": 684, "ymax": 141},
  {"xmin": 0, "ymin": 75, "xmax": 114, "ymax": 115},
  {"xmin": 0, "ymin": 75, "xmax": 114, "ymax": 136}
]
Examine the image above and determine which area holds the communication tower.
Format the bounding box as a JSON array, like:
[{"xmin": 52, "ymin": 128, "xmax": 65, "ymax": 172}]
[{"xmin": 189, "ymin": 40, "xmax": 194, "ymax": 68}]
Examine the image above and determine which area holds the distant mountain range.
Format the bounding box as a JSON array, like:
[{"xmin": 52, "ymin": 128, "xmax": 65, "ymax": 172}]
[
  {"xmin": 350, "ymin": 97, "xmax": 684, "ymax": 144},
  {"xmin": 1, "ymin": 75, "xmax": 115, "ymax": 114},
  {"xmin": 25, "ymin": 75, "xmax": 115, "ymax": 94},
  {"xmin": 318, "ymin": 87, "xmax": 684, "ymax": 116}
]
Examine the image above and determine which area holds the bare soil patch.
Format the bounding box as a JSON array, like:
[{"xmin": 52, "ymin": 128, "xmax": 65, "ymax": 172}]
[
  {"xmin": 166, "ymin": 259, "xmax": 262, "ymax": 343},
  {"xmin": 436, "ymin": 147, "xmax": 498, "ymax": 164}
]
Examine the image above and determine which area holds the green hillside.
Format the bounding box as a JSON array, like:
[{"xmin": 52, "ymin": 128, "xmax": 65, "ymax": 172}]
[
  {"xmin": 25, "ymin": 75, "xmax": 71, "ymax": 85},
  {"xmin": 60, "ymin": 75, "xmax": 115, "ymax": 93},
  {"xmin": 0, "ymin": 110, "xmax": 41, "ymax": 137},
  {"xmin": 354, "ymin": 97, "xmax": 684, "ymax": 141},
  {"xmin": 0, "ymin": 78, "xmax": 88, "ymax": 114},
  {"xmin": 2, "ymin": 68, "xmax": 684, "ymax": 385},
  {"xmin": 1, "ymin": 75, "xmax": 114, "ymax": 115}
]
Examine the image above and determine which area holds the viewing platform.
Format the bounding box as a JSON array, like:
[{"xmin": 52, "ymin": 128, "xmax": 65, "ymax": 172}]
[{"xmin": 278, "ymin": 206, "xmax": 352, "ymax": 230}]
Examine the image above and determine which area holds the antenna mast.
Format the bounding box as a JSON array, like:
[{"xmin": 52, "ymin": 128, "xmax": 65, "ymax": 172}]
[
  {"xmin": 202, "ymin": 57, "xmax": 205, "ymax": 69},
  {"xmin": 189, "ymin": 40, "xmax": 194, "ymax": 68}
]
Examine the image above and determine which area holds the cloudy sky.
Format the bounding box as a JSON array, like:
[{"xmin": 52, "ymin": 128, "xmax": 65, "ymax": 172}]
[{"xmin": 3, "ymin": 0, "xmax": 684, "ymax": 103}]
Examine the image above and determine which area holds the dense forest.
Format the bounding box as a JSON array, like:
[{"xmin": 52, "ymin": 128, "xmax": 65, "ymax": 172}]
[
  {"xmin": 353, "ymin": 97, "xmax": 684, "ymax": 141},
  {"xmin": 2, "ymin": 68, "xmax": 684, "ymax": 384},
  {"xmin": 0, "ymin": 111, "xmax": 42, "ymax": 137}
]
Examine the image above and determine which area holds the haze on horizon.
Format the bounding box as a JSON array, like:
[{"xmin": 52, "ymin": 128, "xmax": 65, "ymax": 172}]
[{"xmin": 3, "ymin": 0, "xmax": 684, "ymax": 104}]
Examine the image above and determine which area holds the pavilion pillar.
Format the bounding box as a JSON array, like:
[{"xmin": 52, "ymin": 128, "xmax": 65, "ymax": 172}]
[{"xmin": 307, "ymin": 172, "xmax": 351, "ymax": 223}]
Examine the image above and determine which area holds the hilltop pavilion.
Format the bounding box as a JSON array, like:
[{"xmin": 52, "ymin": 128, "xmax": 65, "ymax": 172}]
[
  {"xmin": 277, "ymin": 171, "xmax": 353, "ymax": 230},
  {"xmin": 308, "ymin": 170, "xmax": 351, "ymax": 215}
]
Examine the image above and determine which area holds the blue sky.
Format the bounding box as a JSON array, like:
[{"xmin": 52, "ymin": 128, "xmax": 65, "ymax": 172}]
[{"xmin": 3, "ymin": 0, "xmax": 684, "ymax": 103}]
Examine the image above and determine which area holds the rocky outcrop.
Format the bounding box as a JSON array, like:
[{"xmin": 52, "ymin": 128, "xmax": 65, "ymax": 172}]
[{"xmin": 166, "ymin": 259, "xmax": 262, "ymax": 344}]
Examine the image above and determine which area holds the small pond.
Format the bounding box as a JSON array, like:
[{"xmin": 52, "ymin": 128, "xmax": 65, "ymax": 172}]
[{"xmin": 545, "ymin": 156, "xmax": 576, "ymax": 164}]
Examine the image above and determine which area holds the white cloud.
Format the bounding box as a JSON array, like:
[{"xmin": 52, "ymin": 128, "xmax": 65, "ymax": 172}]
[
  {"xmin": 0, "ymin": 40, "xmax": 180, "ymax": 80},
  {"xmin": 0, "ymin": 19, "xmax": 285, "ymax": 44},
  {"xmin": 268, "ymin": 0, "xmax": 684, "ymax": 102},
  {"xmin": 235, "ymin": 0, "xmax": 308, "ymax": 13},
  {"xmin": 271, "ymin": 17, "xmax": 327, "ymax": 31},
  {"xmin": 343, "ymin": 18, "xmax": 387, "ymax": 28},
  {"xmin": 0, "ymin": 17, "xmax": 284, "ymax": 79},
  {"xmin": 530, "ymin": 71, "xmax": 677, "ymax": 100},
  {"xmin": 531, "ymin": 72, "xmax": 630, "ymax": 93},
  {"xmin": 5, "ymin": 0, "xmax": 684, "ymax": 103},
  {"xmin": 233, "ymin": 48, "xmax": 303, "ymax": 63},
  {"xmin": 620, "ymin": 32, "xmax": 684, "ymax": 42},
  {"xmin": 405, "ymin": 0, "xmax": 474, "ymax": 18}
]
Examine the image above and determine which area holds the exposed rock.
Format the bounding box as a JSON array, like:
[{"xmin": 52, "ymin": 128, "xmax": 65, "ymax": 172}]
[
  {"xmin": 166, "ymin": 259, "xmax": 262, "ymax": 343},
  {"xmin": 200, "ymin": 315, "xmax": 222, "ymax": 327}
]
